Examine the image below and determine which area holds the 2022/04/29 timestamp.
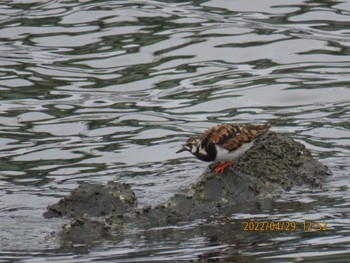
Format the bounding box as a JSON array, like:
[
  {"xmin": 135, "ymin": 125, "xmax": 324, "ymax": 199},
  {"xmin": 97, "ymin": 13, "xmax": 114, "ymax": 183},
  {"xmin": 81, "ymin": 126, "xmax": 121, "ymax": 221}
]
[{"xmin": 243, "ymin": 221, "xmax": 328, "ymax": 231}]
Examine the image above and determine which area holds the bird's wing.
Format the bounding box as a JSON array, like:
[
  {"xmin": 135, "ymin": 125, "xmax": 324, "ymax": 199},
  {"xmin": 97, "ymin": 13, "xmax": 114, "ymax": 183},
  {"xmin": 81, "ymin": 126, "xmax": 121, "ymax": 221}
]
[
  {"xmin": 201, "ymin": 123, "xmax": 270, "ymax": 151},
  {"xmin": 209, "ymin": 124, "xmax": 243, "ymax": 144},
  {"xmin": 200, "ymin": 124, "xmax": 244, "ymax": 149},
  {"xmin": 222, "ymin": 124, "xmax": 271, "ymax": 151}
]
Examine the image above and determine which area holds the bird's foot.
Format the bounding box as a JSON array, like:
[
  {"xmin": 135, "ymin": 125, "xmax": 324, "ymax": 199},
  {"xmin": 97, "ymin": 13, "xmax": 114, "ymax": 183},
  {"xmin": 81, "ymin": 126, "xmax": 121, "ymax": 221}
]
[{"xmin": 214, "ymin": 161, "xmax": 233, "ymax": 174}]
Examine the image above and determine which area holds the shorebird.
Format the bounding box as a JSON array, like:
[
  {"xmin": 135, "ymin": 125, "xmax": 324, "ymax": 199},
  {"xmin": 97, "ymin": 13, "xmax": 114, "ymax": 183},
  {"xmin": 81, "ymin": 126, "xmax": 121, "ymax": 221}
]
[{"xmin": 176, "ymin": 123, "xmax": 272, "ymax": 173}]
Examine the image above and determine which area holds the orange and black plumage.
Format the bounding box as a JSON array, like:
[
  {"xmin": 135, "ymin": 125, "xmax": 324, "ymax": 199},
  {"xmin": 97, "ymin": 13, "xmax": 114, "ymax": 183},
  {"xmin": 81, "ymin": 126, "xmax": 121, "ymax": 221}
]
[{"xmin": 176, "ymin": 123, "xmax": 272, "ymax": 173}]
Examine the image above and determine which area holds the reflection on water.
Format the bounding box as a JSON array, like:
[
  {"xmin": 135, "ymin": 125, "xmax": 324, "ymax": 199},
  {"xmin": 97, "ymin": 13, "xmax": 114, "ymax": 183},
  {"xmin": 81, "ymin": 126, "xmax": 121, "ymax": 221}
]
[{"xmin": 0, "ymin": 0, "xmax": 349, "ymax": 261}]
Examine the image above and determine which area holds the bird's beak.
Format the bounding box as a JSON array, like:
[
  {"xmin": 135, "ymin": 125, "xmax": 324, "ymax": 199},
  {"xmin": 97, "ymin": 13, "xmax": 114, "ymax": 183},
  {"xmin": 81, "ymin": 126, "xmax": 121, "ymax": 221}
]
[{"xmin": 176, "ymin": 147, "xmax": 187, "ymax": 154}]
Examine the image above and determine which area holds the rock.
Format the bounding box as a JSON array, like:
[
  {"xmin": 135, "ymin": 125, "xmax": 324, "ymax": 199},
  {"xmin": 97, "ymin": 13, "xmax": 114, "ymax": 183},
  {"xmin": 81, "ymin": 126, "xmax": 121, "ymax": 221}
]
[
  {"xmin": 44, "ymin": 181, "xmax": 136, "ymax": 219},
  {"xmin": 58, "ymin": 217, "xmax": 111, "ymax": 245},
  {"xmin": 44, "ymin": 132, "xmax": 331, "ymax": 242},
  {"xmin": 234, "ymin": 132, "xmax": 329, "ymax": 189}
]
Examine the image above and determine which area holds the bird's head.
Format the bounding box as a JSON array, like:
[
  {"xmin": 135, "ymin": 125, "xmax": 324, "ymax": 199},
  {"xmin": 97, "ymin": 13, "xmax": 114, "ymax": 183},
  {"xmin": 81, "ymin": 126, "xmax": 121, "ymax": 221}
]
[{"xmin": 176, "ymin": 137, "xmax": 202, "ymax": 155}]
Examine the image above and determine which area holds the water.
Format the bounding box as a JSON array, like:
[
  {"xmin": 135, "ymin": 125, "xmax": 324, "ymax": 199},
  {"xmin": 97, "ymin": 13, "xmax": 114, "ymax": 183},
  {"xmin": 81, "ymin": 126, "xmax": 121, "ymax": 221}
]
[{"xmin": 0, "ymin": 0, "xmax": 350, "ymax": 261}]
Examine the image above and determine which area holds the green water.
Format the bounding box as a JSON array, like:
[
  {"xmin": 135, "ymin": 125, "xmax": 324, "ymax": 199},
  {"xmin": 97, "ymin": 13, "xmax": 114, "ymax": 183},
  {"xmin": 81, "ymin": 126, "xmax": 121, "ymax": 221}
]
[{"xmin": 0, "ymin": 0, "xmax": 349, "ymax": 262}]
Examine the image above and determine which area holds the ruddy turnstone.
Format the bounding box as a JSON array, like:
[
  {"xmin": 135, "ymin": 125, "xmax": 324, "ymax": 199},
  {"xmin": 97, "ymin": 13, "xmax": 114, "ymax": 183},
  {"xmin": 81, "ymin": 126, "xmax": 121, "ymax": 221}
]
[{"xmin": 176, "ymin": 123, "xmax": 272, "ymax": 173}]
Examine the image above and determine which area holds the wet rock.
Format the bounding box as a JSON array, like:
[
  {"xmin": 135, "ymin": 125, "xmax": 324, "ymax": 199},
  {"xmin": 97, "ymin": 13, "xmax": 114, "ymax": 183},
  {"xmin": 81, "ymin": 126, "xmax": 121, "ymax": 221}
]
[
  {"xmin": 58, "ymin": 217, "xmax": 111, "ymax": 245},
  {"xmin": 44, "ymin": 181, "xmax": 136, "ymax": 218},
  {"xmin": 45, "ymin": 132, "xmax": 331, "ymax": 242},
  {"xmin": 133, "ymin": 171, "xmax": 280, "ymax": 228},
  {"xmin": 234, "ymin": 132, "xmax": 330, "ymax": 189}
]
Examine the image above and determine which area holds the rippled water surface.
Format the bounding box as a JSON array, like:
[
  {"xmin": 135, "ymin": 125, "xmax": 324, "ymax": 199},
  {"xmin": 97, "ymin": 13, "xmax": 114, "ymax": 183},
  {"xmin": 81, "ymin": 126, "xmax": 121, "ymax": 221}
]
[{"xmin": 0, "ymin": 0, "xmax": 350, "ymax": 262}]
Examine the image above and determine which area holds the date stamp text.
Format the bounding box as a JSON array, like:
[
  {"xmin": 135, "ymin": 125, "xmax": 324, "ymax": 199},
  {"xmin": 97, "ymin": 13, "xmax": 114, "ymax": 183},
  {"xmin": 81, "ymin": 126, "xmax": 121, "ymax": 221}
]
[{"xmin": 243, "ymin": 221, "xmax": 327, "ymax": 231}]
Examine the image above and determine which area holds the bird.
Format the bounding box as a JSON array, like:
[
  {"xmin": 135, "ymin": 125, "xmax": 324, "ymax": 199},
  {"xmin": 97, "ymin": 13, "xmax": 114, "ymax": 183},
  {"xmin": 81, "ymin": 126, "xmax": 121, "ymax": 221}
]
[{"xmin": 176, "ymin": 123, "xmax": 272, "ymax": 173}]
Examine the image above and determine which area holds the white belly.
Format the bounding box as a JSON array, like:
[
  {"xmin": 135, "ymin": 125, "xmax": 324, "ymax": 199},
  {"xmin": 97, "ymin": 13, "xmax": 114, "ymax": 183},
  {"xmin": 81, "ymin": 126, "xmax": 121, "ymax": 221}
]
[{"xmin": 215, "ymin": 142, "xmax": 254, "ymax": 162}]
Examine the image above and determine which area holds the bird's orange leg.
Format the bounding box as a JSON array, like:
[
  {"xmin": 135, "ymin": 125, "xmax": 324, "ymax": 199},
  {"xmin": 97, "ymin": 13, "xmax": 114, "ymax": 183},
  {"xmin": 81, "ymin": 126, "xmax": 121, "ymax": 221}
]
[{"xmin": 214, "ymin": 161, "xmax": 233, "ymax": 174}]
